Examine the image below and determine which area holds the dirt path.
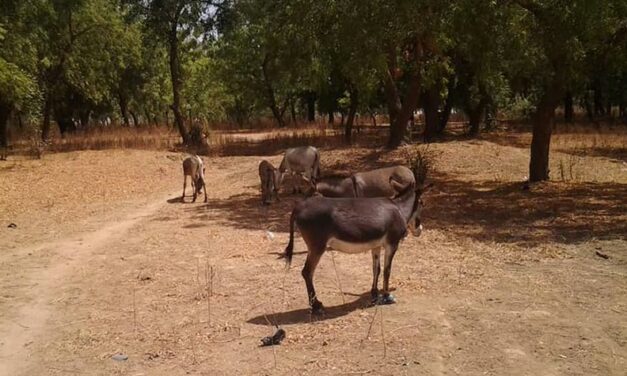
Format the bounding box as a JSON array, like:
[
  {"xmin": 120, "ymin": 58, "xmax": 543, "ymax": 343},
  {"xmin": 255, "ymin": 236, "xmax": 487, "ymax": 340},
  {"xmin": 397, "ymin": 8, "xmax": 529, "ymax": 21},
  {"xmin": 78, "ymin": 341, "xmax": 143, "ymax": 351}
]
[{"xmin": 0, "ymin": 195, "xmax": 170, "ymax": 375}]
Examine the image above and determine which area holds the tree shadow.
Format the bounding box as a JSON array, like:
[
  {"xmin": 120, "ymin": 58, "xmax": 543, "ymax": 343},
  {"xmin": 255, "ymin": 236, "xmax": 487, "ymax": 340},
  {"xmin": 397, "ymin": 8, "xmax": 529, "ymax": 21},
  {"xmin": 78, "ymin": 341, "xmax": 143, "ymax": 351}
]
[
  {"xmin": 322, "ymin": 148, "xmax": 399, "ymax": 177},
  {"xmin": 425, "ymin": 174, "xmax": 627, "ymax": 246},
  {"xmin": 183, "ymin": 192, "xmax": 305, "ymax": 232},
  {"xmin": 247, "ymin": 292, "xmax": 372, "ymax": 326}
]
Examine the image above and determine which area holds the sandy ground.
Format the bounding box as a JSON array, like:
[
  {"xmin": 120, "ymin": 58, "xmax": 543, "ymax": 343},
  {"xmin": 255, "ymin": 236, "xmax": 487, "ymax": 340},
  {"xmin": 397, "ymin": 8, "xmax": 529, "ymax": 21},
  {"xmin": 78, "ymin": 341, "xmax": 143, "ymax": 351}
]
[{"xmin": 0, "ymin": 137, "xmax": 625, "ymax": 375}]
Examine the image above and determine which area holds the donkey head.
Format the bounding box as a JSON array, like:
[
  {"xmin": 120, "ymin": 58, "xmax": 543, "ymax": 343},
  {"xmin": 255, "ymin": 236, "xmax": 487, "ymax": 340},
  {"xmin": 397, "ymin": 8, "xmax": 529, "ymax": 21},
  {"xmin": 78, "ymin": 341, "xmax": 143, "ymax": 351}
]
[{"xmin": 195, "ymin": 173, "xmax": 205, "ymax": 194}]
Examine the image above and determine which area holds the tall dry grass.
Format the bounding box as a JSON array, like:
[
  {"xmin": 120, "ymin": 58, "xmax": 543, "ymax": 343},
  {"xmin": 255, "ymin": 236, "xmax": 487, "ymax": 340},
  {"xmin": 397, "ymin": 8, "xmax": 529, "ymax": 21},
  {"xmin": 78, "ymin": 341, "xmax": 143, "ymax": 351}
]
[{"xmin": 7, "ymin": 122, "xmax": 391, "ymax": 159}]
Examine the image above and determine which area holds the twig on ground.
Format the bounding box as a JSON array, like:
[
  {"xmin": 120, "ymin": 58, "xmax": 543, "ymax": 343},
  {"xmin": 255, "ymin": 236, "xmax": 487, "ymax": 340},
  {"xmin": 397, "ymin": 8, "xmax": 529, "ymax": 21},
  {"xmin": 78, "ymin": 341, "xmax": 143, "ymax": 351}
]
[
  {"xmin": 132, "ymin": 283, "xmax": 137, "ymax": 334},
  {"xmin": 388, "ymin": 324, "xmax": 419, "ymax": 335},
  {"xmin": 206, "ymin": 262, "xmax": 214, "ymax": 325},
  {"xmin": 330, "ymin": 251, "xmax": 346, "ymax": 304},
  {"xmin": 380, "ymin": 305, "xmax": 387, "ymax": 359},
  {"xmin": 363, "ymin": 304, "xmax": 379, "ymax": 345}
]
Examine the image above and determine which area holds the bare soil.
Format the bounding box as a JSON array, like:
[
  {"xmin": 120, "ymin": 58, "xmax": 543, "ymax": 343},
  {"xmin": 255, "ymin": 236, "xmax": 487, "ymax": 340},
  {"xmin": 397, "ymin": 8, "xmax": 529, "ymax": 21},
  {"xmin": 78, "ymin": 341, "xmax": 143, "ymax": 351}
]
[{"xmin": 0, "ymin": 135, "xmax": 625, "ymax": 376}]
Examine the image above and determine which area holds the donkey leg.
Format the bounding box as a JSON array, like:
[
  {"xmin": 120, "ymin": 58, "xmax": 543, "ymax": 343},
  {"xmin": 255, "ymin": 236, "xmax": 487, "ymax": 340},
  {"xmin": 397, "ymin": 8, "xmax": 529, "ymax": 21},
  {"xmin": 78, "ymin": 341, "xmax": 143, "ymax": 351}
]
[
  {"xmin": 191, "ymin": 179, "xmax": 197, "ymax": 202},
  {"xmin": 371, "ymin": 247, "xmax": 382, "ymax": 303},
  {"xmin": 381, "ymin": 243, "xmax": 399, "ymax": 304},
  {"xmin": 301, "ymin": 248, "xmax": 325, "ymax": 314},
  {"xmin": 203, "ymin": 181, "xmax": 208, "ymax": 203},
  {"xmin": 182, "ymin": 176, "xmax": 187, "ymax": 202}
]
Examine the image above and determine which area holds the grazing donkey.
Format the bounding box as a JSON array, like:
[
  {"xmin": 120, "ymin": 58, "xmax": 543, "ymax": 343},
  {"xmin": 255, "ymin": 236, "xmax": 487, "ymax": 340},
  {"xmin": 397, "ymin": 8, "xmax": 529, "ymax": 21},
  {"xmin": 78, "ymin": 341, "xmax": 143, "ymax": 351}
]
[
  {"xmin": 284, "ymin": 174, "xmax": 430, "ymax": 314},
  {"xmin": 259, "ymin": 160, "xmax": 281, "ymax": 205},
  {"xmin": 182, "ymin": 155, "xmax": 207, "ymax": 203},
  {"xmin": 278, "ymin": 146, "xmax": 320, "ymax": 193},
  {"xmin": 315, "ymin": 165, "xmax": 415, "ymax": 198}
]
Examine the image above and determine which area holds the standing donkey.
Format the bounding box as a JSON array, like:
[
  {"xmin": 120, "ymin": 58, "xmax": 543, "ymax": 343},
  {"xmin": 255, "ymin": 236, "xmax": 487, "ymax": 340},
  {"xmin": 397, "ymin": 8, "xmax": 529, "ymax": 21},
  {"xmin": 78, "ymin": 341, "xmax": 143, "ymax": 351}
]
[
  {"xmin": 182, "ymin": 155, "xmax": 207, "ymax": 203},
  {"xmin": 259, "ymin": 160, "xmax": 281, "ymax": 205},
  {"xmin": 278, "ymin": 146, "xmax": 320, "ymax": 194},
  {"xmin": 284, "ymin": 164, "xmax": 430, "ymax": 314}
]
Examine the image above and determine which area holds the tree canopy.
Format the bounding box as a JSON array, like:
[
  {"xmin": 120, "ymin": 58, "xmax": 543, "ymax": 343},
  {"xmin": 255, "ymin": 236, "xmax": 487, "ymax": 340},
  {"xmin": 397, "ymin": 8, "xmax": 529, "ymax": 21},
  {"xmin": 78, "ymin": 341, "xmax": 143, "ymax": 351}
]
[{"xmin": 0, "ymin": 0, "xmax": 625, "ymax": 179}]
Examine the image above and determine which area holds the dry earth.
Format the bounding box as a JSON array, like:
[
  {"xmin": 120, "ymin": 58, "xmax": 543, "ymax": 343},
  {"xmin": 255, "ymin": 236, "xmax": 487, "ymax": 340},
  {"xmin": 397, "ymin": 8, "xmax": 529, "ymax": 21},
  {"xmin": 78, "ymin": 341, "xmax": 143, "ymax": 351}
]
[{"xmin": 0, "ymin": 136, "xmax": 625, "ymax": 375}]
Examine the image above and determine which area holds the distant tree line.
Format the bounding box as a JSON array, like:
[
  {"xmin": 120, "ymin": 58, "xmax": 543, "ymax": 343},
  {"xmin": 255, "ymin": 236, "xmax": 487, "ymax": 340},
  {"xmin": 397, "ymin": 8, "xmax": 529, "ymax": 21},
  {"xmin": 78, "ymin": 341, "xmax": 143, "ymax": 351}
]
[{"xmin": 1, "ymin": 0, "xmax": 625, "ymax": 180}]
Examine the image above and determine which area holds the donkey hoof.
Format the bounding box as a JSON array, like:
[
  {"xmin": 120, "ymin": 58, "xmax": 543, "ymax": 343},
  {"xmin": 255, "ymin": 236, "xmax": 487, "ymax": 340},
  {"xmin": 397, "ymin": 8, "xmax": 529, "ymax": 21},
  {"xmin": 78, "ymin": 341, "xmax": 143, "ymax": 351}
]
[
  {"xmin": 378, "ymin": 294, "xmax": 396, "ymax": 305},
  {"xmin": 311, "ymin": 301, "xmax": 325, "ymax": 315}
]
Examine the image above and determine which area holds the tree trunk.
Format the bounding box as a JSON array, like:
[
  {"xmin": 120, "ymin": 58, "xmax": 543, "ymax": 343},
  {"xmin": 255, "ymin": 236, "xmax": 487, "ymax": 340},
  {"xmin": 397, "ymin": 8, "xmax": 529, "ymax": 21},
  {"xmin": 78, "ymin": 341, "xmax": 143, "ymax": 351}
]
[
  {"xmin": 327, "ymin": 111, "xmax": 334, "ymax": 125},
  {"xmin": 529, "ymin": 84, "xmax": 562, "ymax": 182},
  {"xmin": 306, "ymin": 92, "xmax": 316, "ymax": 122},
  {"xmin": 261, "ymin": 55, "xmax": 286, "ymax": 127},
  {"xmin": 119, "ymin": 91, "xmax": 130, "ymax": 127},
  {"xmin": 168, "ymin": 26, "xmax": 190, "ymax": 144},
  {"xmin": 466, "ymin": 97, "xmax": 488, "ymax": 136},
  {"xmin": 564, "ymin": 92, "xmax": 574, "ymax": 123},
  {"xmin": 344, "ymin": 88, "xmax": 358, "ymax": 144},
  {"xmin": 55, "ymin": 106, "xmax": 76, "ymax": 136},
  {"xmin": 438, "ymin": 98, "xmax": 452, "ymax": 133},
  {"xmin": 78, "ymin": 110, "xmax": 90, "ymax": 129},
  {"xmin": 467, "ymin": 107, "xmax": 483, "ymax": 136},
  {"xmin": 0, "ymin": 101, "xmax": 10, "ymax": 153},
  {"xmin": 370, "ymin": 111, "xmax": 377, "ymax": 127},
  {"xmin": 594, "ymin": 87, "xmax": 605, "ymax": 116},
  {"xmin": 41, "ymin": 94, "xmax": 52, "ymax": 141},
  {"xmin": 384, "ymin": 67, "xmax": 421, "ymax": 148},
  {"xmin": 584, "ymin": 91, "xmax": 594, "ymax": 122},
  {"xmin": 423, "ymin": 88, "xmax": 441, "ymax": 142},
  {"xmin": 484, "ymin": 102, "xmax": 497, "ymax": 130}
]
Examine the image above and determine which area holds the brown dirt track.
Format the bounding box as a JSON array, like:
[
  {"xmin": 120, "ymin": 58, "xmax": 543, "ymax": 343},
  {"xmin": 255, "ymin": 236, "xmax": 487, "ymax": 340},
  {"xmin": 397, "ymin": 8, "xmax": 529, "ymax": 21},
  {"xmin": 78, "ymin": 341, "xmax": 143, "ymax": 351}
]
[{"xmin": 0, "ymin": 136, "xmax": 625, "ymax": 375}]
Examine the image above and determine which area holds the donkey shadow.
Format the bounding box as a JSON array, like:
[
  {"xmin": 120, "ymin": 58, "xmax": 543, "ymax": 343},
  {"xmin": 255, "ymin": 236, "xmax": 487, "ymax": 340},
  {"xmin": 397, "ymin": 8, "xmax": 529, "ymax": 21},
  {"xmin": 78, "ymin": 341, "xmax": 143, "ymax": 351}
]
[{"xmin": 246, "ymin": 292, "xmax": 373, "ymax": 325}]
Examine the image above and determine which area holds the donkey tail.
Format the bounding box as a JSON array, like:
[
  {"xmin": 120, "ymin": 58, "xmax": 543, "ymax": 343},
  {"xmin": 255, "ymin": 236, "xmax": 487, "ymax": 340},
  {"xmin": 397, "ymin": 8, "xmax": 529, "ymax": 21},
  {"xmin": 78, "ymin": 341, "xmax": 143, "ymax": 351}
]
[{"xmin": 283, "ymin": 208, "xmax": 297, "ymax": 267}]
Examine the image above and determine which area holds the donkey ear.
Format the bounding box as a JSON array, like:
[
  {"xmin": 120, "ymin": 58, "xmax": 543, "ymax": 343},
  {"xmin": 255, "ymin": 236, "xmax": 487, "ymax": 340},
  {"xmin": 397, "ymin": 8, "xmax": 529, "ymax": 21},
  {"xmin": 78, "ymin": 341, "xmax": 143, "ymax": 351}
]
[{"xmin": 389, "ymin": 177, "xmax": 405, "ymax": 192}]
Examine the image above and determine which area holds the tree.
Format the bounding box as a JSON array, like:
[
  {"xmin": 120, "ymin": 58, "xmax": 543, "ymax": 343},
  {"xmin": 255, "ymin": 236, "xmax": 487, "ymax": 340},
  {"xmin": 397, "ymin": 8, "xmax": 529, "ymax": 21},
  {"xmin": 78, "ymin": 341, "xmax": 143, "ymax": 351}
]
[
  {"xmin": 0, "ymin": 0, "xmax": 40, "ymax": 152},
  {"xmin": 217, "ymin": 0, "xmax": 315, "ymax": 128},
  {"xmin": 128, "ymin": 0, "xmax": 225, "ymax": 144},
  {"xmin": 506, "ymin": 0, "xmax": 623, "ymax": 182}
]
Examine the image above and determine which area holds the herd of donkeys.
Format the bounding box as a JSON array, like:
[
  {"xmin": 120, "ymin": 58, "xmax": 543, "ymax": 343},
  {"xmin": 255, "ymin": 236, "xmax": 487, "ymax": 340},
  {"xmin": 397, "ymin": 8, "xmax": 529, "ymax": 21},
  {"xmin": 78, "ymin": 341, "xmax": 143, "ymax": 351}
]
[{"xmin": 181, "ymin": 146, "xmax": 430, "ymax": 314}]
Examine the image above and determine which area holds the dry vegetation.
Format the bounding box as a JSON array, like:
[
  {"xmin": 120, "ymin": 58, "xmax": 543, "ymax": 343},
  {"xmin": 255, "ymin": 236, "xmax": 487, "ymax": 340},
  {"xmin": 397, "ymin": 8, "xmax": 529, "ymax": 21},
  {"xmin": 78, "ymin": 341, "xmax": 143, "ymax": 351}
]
[{"xmin": 0, "ymin": 126, "xmax": 625, "ymax": 375}]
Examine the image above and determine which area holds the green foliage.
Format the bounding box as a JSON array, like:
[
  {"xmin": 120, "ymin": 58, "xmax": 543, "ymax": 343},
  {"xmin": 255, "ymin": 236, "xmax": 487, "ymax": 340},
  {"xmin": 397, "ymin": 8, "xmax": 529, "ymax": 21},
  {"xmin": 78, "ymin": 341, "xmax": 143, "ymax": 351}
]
[
  {"xmin": 0, "ymin": 59, "xmax": 39, "ymax": 111},
  {"xmin": 0, "ymin": 0, "xmax": 624, "ymax": 148}
]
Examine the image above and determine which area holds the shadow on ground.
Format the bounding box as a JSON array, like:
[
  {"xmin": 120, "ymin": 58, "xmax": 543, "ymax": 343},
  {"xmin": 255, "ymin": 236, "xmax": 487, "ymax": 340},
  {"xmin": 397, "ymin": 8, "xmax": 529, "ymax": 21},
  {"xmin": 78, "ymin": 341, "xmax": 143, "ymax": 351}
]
[
  {"xmin": 247, "ymin": 292, "xmax": 372, "ymax": 326},
  {"xmin": 184, "ymin": 193, "xmax": 304, "ymax": 232},
  {"xmin": 426, "ymin": 175, "xmax": 627, "ymax": 246}
]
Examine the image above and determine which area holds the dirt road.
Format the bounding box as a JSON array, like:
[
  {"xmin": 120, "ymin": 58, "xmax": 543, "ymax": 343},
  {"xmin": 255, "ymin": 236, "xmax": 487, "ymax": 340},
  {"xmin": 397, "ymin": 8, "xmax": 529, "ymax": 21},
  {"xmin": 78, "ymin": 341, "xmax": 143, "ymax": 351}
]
[{"xmin": 0, "ymin": 145, "xmax": 625, "ymax": 375}]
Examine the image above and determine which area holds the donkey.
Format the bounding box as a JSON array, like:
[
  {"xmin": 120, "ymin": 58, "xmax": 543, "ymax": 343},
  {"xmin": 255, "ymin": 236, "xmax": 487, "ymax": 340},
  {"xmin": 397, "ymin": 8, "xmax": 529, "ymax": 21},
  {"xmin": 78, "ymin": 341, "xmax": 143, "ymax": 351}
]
[
  {"xmin": 278, "ymin": 146, "xmax": 320, "ymax": 194},
  {"xmin": 258, "ymin": 160, "xmax": 281, "ymax": 205},
  {"xmin": 284, "ymin": 178, "xmax": 430, "ymax": 314},
  {"xmin": 182, "ymin": 155, "xmax": 207, "ymax": 203},
  {"xmin": 315, "ymin": 165, "xmax": 415, "ymax": 198}
]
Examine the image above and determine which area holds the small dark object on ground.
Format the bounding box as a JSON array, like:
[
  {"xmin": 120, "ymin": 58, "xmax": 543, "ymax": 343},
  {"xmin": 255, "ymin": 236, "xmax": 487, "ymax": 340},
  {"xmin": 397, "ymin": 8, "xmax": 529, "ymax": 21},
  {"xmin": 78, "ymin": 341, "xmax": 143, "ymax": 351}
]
[
  {"xmin": 260, "ymin": 328, "xmax": 286, "ymax": 346},
  {"xmin": 595, "ymin": 251, "xmax": 610, "ymax": 260},
  {"xmin": 378, "ymin": 294, "xmax": 396, "ymax": 305},
  {"xmin": 111, "ymin": 353, "xmax": 128, "ymax": 361},
  {"xmin": 7, "ymin": 223, "xmax": 17, "ymax": 228}
]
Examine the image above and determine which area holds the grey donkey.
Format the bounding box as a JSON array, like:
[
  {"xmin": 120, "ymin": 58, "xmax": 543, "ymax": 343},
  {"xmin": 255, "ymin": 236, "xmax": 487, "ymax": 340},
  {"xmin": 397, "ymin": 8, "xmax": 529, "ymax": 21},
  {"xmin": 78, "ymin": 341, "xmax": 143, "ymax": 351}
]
[
  {"xmin": 182, "ymin": 155, "xmax": 207, "ymax": 203},
  {"xmin": 259, "ymin": 160, "xmax": 281, "ymax": 205}
]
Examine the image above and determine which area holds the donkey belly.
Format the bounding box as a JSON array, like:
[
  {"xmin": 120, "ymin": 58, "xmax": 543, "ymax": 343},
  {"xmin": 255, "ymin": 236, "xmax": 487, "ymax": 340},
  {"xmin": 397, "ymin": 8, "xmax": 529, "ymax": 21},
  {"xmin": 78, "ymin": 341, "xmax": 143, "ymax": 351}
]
[{"xmin": 328, "ymin": 236, "xmax": 385, "ymax": 254}]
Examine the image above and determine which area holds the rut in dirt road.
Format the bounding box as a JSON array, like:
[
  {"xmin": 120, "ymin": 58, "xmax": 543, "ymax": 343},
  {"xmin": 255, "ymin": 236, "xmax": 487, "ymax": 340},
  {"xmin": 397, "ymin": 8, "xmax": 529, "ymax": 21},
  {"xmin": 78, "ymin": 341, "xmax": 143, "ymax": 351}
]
[{"xmin": 0, "ymin": 195, "xmax": 172, "ymax": 376}]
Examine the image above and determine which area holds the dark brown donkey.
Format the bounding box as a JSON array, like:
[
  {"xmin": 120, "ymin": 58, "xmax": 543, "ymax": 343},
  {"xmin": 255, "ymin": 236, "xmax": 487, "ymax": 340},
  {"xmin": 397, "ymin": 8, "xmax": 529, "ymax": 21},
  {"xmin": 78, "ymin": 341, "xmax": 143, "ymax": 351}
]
[
  {"xmin": 283, "ymin": 178, "xmax": 429, "ymax": 314},
  {"xmin": 315, "ymin": 165, "xmax": 415, "ymax": 198}
]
